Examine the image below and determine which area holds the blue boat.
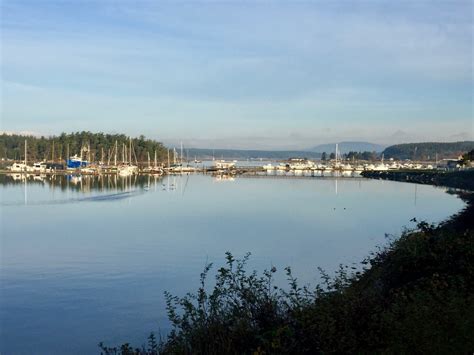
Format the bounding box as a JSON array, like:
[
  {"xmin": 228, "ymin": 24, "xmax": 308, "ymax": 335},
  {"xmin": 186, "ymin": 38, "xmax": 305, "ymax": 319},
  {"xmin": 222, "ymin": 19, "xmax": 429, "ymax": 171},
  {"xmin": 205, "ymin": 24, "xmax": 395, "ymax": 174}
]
[{"xmin": 66, "ymin": 155, "xmax": 89, "ymax": 169}]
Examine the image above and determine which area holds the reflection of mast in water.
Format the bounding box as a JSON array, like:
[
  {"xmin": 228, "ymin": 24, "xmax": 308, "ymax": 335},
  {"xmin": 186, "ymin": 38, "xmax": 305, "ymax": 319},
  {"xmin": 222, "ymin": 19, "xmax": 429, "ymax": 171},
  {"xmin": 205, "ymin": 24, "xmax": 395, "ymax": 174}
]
[
  {"xmin": 182, "ymin": 173, "xmax": 190, "ymax": 196},
  {"xmin": 414, "ymin": 184, "xmax": 417, "ymax": 206},
  {"xmin": 24, "ymin": 176, "xmax": 27, "ymax": 205},
  {"xmin": 335, "ymin": 178, "xmax": 338, "ymax": 195}
]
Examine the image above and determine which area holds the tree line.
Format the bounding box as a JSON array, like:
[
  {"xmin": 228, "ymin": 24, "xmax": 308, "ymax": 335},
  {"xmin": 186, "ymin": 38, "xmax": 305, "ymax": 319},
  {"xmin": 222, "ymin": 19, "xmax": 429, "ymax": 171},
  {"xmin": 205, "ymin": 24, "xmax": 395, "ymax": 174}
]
[
  {"xmin": 0, "ymin": 132, "xmax": 169, "ymax": 163},
  {"xmin": 321, "ymin": 151, "xmax": 379, "ymax": 161},
  {"xmin": 382, "ymin": 141, "xmax": 474, "ymax": 160},
  {"xmin": 462, "ymin": 149, "xmax": 474, "ymax": 163}
]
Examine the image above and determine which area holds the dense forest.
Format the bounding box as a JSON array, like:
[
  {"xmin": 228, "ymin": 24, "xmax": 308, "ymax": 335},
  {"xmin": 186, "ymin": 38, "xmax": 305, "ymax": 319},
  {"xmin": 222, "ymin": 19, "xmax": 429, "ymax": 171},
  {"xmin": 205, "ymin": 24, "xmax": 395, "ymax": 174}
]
[
  {"xmin": 0, "ymin": 132, "xmax": 168, "ymax": 164},
  {"xmin": 382, "ymin": 141, "xmax": 474, "ymax": 160}
]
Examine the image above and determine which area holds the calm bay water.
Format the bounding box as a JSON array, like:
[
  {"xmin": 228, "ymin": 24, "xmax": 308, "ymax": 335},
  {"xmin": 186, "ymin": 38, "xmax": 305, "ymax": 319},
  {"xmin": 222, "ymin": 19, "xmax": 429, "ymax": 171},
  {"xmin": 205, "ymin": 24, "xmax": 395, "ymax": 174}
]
[{"xmin": 0, "ymin": 173, "xmax": 465, "ymax": 354}]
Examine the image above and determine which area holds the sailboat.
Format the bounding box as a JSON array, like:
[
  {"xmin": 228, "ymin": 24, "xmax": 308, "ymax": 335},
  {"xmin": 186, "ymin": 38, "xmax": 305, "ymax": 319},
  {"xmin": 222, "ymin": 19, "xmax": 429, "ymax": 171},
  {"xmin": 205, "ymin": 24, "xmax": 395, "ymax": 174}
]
[
  {"xmin": 118, "ymin": 137, "xmax": 139, "ymax": 176},
  {"xmin": 168, "ymin": 142, "xmax": 195, "ymax": 173},
  {"xmin": 10, "ymin": 140, "xmax": 33, "ymax": 172},
  {"xmin": 142, "ymin": 150, "xmax": 163, "ymax": 174},
  {"xmin": 373, "ymin": 154, "xmax": 389, "ymax": 171}
]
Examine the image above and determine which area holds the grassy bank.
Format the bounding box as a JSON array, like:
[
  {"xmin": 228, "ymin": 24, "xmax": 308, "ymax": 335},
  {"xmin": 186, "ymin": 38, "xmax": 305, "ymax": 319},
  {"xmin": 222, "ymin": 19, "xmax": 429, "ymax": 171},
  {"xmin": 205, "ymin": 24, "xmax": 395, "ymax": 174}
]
[{"xmin": 100, "ymin": 172, "xmax": 474, "ymax": 354}]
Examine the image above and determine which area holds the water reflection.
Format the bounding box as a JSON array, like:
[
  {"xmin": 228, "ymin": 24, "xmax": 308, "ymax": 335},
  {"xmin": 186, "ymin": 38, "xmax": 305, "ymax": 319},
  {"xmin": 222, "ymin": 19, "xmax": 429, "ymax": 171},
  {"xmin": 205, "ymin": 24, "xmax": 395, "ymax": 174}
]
[
  {"xmin": 0, "ymin": 171, "xmax": 362, "ymax": 194},
  {"xmin": 0, "ymin": 172, "xmax": 369, "ymax": 206},
  {"xmin": 0, "ymin": 173, "xmax": 164, "ymax": 193},
  {"xmin": 1, "ymin": 173, "xmax": 466, "ymax": 355}
]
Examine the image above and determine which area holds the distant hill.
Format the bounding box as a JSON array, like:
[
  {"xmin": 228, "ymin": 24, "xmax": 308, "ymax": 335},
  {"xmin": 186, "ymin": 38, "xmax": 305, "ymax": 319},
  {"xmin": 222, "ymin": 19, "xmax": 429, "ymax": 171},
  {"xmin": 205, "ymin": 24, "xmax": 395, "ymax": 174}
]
[
  {"xmin": 383, "ymin": 141, "xmax": 474, "ymax": 160},
  {"xmin": 309, "ymin": 141, "xmax": 386, "ymax": 153},
  {"xmin": 185, "ymin": 148, "xmax": 321, "ymax": 160}
]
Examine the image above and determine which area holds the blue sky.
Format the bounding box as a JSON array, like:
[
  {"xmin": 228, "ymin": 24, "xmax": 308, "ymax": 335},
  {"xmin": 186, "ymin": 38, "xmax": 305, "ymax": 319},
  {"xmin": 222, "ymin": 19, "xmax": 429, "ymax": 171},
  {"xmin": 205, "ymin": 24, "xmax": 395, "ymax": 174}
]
[{"xmin": 1, "ymin": 0, "xmax": 472, "ymax": 149}]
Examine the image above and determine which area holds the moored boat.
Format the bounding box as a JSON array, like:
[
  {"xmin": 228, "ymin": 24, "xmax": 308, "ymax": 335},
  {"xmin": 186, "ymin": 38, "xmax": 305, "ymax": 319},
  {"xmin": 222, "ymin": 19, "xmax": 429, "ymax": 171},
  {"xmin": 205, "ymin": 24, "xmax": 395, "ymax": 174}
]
[{"xmin": 214, "ymin": 160, "xmax": 236, "ymax": 170}]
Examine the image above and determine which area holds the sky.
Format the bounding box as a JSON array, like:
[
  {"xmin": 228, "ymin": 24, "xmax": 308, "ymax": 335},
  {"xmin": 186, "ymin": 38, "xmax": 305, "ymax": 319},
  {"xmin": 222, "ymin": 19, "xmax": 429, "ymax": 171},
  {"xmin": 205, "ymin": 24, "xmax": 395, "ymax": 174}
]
[{"xmin": 1, "ymin": 0, "xmax": 473, "ymax": 149}]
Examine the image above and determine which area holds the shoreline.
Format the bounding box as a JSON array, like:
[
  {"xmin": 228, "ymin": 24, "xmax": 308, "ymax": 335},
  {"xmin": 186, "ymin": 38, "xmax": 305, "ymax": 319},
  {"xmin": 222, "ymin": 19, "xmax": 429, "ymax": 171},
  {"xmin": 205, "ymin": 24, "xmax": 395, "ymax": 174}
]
[
  {"xmin": 99, "ymin": 170, "xmax": 474, "ymax": 354},
  {"xmin": 361, "ymin": 169, "xmax": 474, "ymax": 191}
]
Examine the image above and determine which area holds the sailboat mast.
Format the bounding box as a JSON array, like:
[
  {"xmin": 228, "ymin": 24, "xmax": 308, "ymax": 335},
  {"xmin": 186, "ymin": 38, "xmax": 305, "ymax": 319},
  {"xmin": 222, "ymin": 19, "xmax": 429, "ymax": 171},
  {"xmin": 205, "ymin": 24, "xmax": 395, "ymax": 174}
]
[
  {"xmin": 167, "ymin": 149, "xmax": 170, "ymax": 169},
  {"xmin": 180, "ymin": 142, "xmax": 183, "ymax": 164},
  {"xmin": 24, "ymin": 139, "xmax": 27, "ymax": 166},
  {"xmin": 154, "ymin": 150, "xmax": 157, "ymax": 168},
  {"xmin": 129, "ymin": 138, "xmax": 132, "ymax": 166},
  {"xmin": 335, "ymin": 143, "xmax": 338, "ymax": 164},
  {"xmin": 147, "ymin": 152, "xmax": 151, "ymax": 167}
]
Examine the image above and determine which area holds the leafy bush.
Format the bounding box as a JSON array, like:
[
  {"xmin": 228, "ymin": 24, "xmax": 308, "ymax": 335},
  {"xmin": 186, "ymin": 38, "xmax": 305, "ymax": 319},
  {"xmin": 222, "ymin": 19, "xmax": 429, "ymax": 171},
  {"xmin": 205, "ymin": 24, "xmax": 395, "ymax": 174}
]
[{"xmin": 100, "ymin": 202, "xmax": 474, "ymax": 354}]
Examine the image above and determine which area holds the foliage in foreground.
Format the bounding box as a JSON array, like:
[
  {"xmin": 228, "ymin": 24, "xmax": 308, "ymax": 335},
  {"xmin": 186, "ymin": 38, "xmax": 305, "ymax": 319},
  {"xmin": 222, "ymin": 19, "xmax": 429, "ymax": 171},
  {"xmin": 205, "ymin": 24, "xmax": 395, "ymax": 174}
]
[{"xmin": 100, "ymin": 203, "xmax": 474, "ymax": 354}]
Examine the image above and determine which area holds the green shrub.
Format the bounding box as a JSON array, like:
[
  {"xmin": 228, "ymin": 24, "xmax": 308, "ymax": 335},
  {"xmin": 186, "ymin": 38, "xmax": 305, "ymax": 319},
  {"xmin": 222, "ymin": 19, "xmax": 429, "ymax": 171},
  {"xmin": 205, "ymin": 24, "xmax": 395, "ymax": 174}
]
[{"xmin": 100, "ymin": 205, "xmax": 474, "ymax": 354}]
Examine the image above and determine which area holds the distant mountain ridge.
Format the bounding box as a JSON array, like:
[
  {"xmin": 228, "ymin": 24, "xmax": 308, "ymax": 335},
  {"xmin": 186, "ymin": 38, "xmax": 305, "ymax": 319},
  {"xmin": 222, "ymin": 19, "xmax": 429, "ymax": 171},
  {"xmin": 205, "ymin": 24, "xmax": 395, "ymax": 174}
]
[
  {"xmin": 184, "ymin": 148, "xmax": 321, "ymax": 160},
  {"xmin": 309, "ymin": 141, "xmax": 386, "ymax": 153}
]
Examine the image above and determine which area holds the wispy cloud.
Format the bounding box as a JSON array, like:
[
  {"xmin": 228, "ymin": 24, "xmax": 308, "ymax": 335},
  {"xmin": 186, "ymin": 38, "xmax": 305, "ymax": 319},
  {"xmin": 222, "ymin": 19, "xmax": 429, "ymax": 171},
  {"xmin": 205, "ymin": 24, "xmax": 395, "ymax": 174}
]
[{"xmin": 1, "ymin": 0, "xmax": 472, "ymax": 147}]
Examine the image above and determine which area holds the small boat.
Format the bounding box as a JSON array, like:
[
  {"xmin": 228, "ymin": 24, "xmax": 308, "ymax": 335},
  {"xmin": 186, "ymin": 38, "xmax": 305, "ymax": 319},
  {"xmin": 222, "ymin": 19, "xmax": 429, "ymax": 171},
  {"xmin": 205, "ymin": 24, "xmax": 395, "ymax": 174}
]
[
  {"xmin": 118, "ymin": 165, "xmax": 138, "ymax": 176},
  {"xmin": 67, "ymin": 154, "xmax": 89, "ymax": 169},
  {"xmin": 9, "ymin": 139, "xmax": 33, "ymax": 172},
  {"xmin": 214, "ymin": 160, "xmax": 236, "ymax": 170},
  {"xmin": 373, "ymin": 163, "xmax": 389, "ymax": 171},
  {"xmin": 166, "ymin": 163, "xmax": 195, "ymax": 173},
  {"xmin": 288, "ymin": 159, "xmax": 315, "ymax": 170},
  {"xmin": 143, "ymin": 166, "xmax": 164, "ymax": 174},
  {"xmin": 117, "ymin": 137, "xmax": 138, "ymax": 176},
  {"xmin": 9, "ymin": 163, "xmax": 28, "ymax": 173},
  {"xmin": 32, "ymin": 162, "xmax": 48, "ymax": 173},
  {"xmin": 142, "ymin": 150, "xmax": 164, "ymax": 174}
]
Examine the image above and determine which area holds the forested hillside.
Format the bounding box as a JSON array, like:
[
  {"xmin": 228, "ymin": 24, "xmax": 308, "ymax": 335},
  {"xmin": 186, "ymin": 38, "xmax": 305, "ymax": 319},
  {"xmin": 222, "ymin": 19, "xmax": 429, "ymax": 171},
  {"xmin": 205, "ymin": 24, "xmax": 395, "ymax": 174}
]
[
  {"xmin": 383, "ymin": 141, "xmax": 474, "ymax": 160},
  {"xmin": 0, "ymin": 132, "xmax": 168, "ymax": 163}
]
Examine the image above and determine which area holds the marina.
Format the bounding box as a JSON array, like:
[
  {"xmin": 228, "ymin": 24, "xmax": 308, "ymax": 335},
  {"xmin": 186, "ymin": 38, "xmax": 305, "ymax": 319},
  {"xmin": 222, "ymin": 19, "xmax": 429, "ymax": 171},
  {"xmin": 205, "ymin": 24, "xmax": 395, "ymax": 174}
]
[
  {"xmin": 2, "ymin": 140, "xmax": 453, "ymax": 180},
  {"xmin": 0, "ymin": 159, "xmax": 446, "ymax": 179},
  {"xmin": 1, "ymin": 155, "xmax": 443, "ymax": 178}
]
